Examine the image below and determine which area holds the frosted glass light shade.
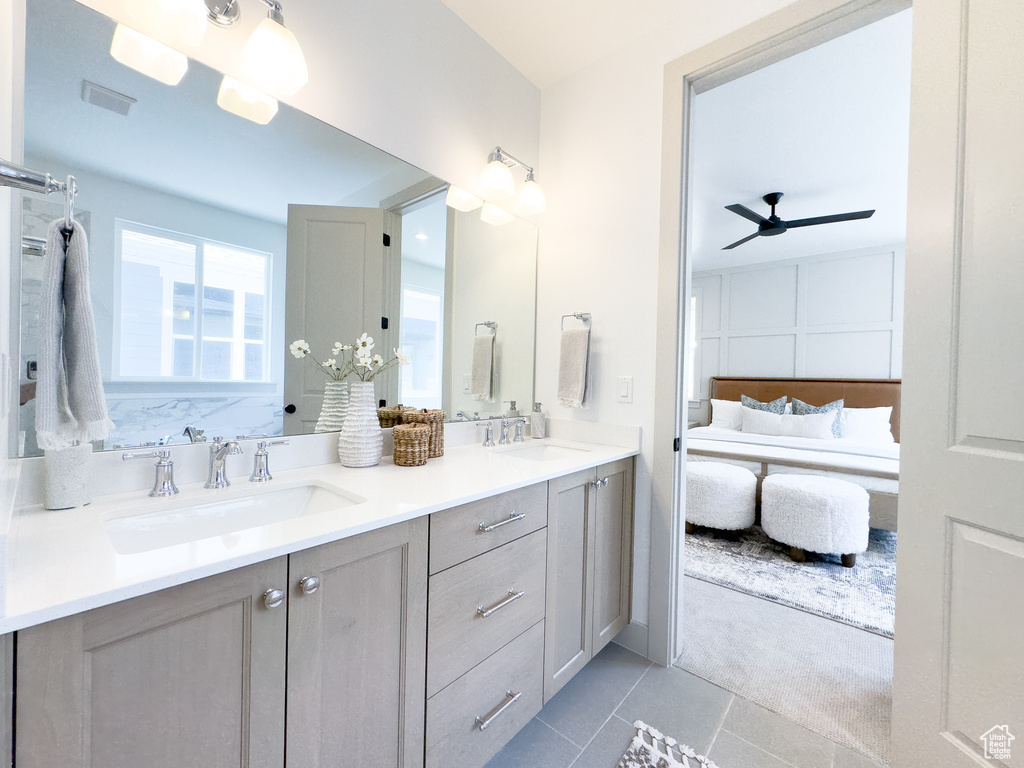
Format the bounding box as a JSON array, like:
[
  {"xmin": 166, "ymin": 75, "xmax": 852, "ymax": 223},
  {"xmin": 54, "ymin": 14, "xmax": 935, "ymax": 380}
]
[
  {"xmin": 110, "ymin": 24, "xmax": 188, "ymax": 85},
  {"xmin": 517, "ymin": 178, "xmax": 547, "ymax": 215},
  {"xmin": 126, "ymin": 0, "xmax": 207, "ymax": 47},
  {"xmin": 480, "ymin": 203, "xmax": 515, "ymax": 226},
  {"xmin": 217, "ymin": 76, "xmax": 279, "ymax": 124},
  {"xmin": 478, "ymin": 159, "xmax": 515, "ymax": 200},
  {"xmin": 241, "ymin": 17, "xmax": 309, "ymax": 96},
  {"xmin": 445, "ymin": 185, "xmax": 483, "ymax": 212}
]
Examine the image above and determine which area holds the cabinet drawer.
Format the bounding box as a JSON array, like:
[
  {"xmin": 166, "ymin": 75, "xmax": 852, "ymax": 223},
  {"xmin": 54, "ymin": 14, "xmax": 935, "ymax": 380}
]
[
  {"xmin": 427, "ymin": 529, "xmax": 546, "ymax": 697},
  {"xmin": 429, "ymin": 483, "xmax": 547, "ymax": 574},
  {"xmin": 426, "ymin": 621, "xmax": 544, "ymax": 768}
]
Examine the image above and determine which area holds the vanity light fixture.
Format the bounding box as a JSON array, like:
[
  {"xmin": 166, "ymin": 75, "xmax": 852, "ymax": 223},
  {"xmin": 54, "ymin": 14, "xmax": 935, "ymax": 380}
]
[
  {"xmin": 216, "ymin": 76, "xmax": 279, "ymax": 124},
  {"xmin": 126, "ymin": 0, "xmax": 208, "ymax": 48},
  {"xmin": 478, "ymin": 147, "xmax": 546, "ymax": 214},
  {"xmin": 445, "ymin": 185, "xmax": 484, "ymax": 212},
  {"xmin": 205, "ymin": 0, "xmax": 309, "ymax": 96},
  {"xmin": 110, "ymin": 24, "xmax": 189, "ymax": 85},
  {"xmin": 480, "ymin": 202, "xmax": 515, "ymax": 227}
]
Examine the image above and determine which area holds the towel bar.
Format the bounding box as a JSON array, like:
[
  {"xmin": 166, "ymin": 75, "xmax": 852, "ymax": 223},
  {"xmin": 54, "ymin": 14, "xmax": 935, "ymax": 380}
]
[{"xmin": 560, "ymin": 312, "xmax": 591, "ymax": 330}]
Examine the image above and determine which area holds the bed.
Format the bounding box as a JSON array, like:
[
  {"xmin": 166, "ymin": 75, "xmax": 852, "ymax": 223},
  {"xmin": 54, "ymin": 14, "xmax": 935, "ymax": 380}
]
[{"xmin": 687, "ymin": 377, "xmax": 900, "ymax": 531}]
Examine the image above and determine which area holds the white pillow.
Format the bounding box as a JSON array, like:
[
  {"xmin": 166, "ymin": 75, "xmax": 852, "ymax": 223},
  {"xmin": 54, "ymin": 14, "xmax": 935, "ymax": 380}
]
[
  {"xmin": 741, "ymin": 407, "xmax": 836, "ymax": 439},
  {"xmin": 840, "ymin": 406, "xmax": 895, "ymax": 443},
  {"xmin": 710, "ymin": 399, "xmax": 744, "ymax": 430}
]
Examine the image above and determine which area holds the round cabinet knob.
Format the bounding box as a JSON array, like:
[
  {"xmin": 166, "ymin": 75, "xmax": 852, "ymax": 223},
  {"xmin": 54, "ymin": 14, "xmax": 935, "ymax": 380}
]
[
  {"xmin": 263, "ymin": 588, "xmax": 285, "ymax": 609},
  {"xmin": 284, "ymin": 404, "xmax": 297, "ymax": 414},
  {"xmin": 601, "ymin": 477, "xmax": 610, "ymax": 487},
  {"xmin": 299, "ymin": 576, "xmax": 320, "ymax": 595}
]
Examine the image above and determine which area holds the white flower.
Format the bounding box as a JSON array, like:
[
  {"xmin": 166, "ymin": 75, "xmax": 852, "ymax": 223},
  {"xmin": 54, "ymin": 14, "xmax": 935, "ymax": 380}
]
[
  {"xmin": 323, "ymin": 358, "xmax": 337, "ymax": 370},
  {"xmin": 355, "ymin": 333, "xmax": 374, "ymax": 353},
  {"xmin": 331, "ymin": 342, "xmax": 352, "ymax": 355},
  {"xmin": 358, "ymin": 356, "xmax": 374, "ymax": 368},
  {"xmin": 393, "ymin": 347, "xmax": 410, "ymax": 366},
  {"xmin": 290, "ymin": 339, "xmax": 310, "ymax": 358},
  {"xmin": 372, "ymin": 354, "xmax": 384, "ymax": 366}
]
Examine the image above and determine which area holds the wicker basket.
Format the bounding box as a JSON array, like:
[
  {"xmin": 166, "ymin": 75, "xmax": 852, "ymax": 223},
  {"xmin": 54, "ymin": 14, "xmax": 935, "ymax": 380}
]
[
  {"xmin": 402, "ymin": 409, "xmax": 446, "ymax": 457},
  {"xmin": 377, "ymin": 405, "xmax": 407, "ymax": 429},
  {"xmin": 393, "ymin": 424, "xmax": 431, "ymax": 466}
]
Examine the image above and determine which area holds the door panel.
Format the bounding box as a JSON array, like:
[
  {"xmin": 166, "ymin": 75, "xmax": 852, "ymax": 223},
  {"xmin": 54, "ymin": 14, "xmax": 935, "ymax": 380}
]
[
  {"xmin": 593, "ymin": 458, "xmax": 633, "ymax": 654},
  {"xmin": 16, "ymin": 558, "xmax": 288, "ymax": 768},
  {"xmin": 285, "ymin": 205, "xmax": 384, "ymax": 431},
  {"xmin": 894, "ymin": 0, "xmax": 1024, "ymax": 763}
]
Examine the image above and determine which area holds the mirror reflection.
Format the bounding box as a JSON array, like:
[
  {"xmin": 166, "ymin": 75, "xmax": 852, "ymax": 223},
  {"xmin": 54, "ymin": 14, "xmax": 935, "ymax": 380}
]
[{"xmin": 16, "ymin": 0, "xmax": 537, "ymax": 457}]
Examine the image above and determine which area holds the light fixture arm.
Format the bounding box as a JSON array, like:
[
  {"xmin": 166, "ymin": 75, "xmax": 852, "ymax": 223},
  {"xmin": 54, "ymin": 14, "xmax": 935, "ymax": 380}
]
[
  {"xmin": 258, "ymin": 0, "xmax": 285, "ymax": 24},
  {"xmin": 207, "ymin": 0, "xmax": 286, "ymax": 27},
  {"xmin": 489, "ymin": 147, "xmax": 534, "ymax": 178}
]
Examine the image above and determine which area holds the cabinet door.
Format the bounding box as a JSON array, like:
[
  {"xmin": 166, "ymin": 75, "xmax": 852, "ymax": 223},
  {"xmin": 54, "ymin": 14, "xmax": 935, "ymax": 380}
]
[
  {"xmin": 543, "ymin": 468, "xmax": 596, "ymax": 703},
  {"xmin": 16, "ymin": 558, "xmax": 289, "ymax": 768},
  {"xmin": 286, "ymin": 517, "xmax": 427, "ymax": 768},
  {"xmin": 592, "ymin": 458, "xmax": 634, "ymax": 655}
]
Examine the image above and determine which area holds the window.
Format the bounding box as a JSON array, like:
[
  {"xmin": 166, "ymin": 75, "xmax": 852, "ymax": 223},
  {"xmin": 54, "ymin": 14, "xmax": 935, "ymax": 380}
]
[
  {"xmin": 400, "ymin": 288, "xmax": 443, "ymax": 409},
  {"xmin": 116, "ymin": 221, "xmax": 271, "ymax": 381}
]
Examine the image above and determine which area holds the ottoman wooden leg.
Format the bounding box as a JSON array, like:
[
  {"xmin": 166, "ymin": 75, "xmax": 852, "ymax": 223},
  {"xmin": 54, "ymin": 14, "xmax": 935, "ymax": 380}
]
[
  {"xmin": 789, "ymin": 546, "xmax": 806, "ymax": 563},
  {"xmin": 685, "ymin": 522, "xmax": 695, "ymax": 534},
  {"xmin": 841, "ymin": 553, "xmax": 857, "ymax": 568},
  {"xmin": 724, "ymin": 529, "xmax": 742, "ymax": 541}
]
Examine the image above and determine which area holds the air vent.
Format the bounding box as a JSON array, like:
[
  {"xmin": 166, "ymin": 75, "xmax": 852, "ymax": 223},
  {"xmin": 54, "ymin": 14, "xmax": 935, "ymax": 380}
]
[{"xmin": 81, "ymin": 81, "xmax": 136, "ymax": 117}]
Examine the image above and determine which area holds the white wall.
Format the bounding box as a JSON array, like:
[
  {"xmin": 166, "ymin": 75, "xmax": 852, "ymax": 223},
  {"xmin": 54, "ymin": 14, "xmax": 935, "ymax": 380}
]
[
  {"xmin": 689, "ymin": 245, "xmax": 905, "ymax": 423},
  {"xmin": 535, "ymin": 0, "xmax": 798, "ymax": 638}
]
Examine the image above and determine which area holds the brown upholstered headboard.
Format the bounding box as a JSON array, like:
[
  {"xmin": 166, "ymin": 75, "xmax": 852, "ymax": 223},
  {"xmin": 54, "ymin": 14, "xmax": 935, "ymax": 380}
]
[{"xmin": 708, "ymin": 377, "xmax": 902, "ymax": 443}]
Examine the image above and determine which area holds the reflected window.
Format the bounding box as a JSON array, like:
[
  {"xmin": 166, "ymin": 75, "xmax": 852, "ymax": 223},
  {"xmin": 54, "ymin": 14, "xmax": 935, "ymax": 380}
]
[
  {"xmin": 401, "ymin": 288, "xmax": 442, "ymax": 408},
  {"xmin": 116, "ymin": 221, "xmax": 270, "ymax": 381}
]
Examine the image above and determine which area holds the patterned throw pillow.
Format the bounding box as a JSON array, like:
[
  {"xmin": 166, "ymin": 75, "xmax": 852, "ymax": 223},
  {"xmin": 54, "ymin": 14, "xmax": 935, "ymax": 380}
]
[
  {"xmin": 791, "ymin": 397, "xmax": 844, "ymax": 438},
  {"xmin": 740, "ymin": 394, "xmax": 787, "ymax": 415}
]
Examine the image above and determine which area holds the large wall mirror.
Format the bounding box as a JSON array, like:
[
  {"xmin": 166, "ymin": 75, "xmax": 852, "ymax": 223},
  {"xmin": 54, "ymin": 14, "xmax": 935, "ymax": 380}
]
[{"xmin": 14, "ymin": 0, "xmax": 538, "ymax": 457}]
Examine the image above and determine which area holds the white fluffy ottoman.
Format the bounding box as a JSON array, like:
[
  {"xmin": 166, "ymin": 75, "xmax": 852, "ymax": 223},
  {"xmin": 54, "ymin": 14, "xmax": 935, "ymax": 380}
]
[
  {"xmin": 685, "ymin": 461, "xmax": 757, "ymax": 534},
  {"xmin": 761, "ymin": 474, "xmax": 870, "ymax": 567}
]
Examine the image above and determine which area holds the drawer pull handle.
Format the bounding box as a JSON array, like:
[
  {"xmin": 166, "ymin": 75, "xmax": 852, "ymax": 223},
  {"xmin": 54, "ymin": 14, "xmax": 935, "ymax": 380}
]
[
  {"xmin": 476, "ymin": 689, "xmax": 522, "ymax": 730},
  {"xmin": 477, "ymin": 589, "xmax": 525, "ymax": 618},
  {"xmin": 479, "ymin": 511, "xmax": 526, "ymax": 533}
]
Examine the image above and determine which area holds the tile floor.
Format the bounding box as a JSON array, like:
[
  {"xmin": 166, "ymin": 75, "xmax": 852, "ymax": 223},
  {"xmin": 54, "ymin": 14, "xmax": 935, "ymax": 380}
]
[{"xmin": 483, "ymin": 642, "xmax": 885, "ymax": 768}]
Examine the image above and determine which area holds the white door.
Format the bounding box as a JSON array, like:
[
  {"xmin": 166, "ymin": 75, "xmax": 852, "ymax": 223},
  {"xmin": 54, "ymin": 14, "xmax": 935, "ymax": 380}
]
[
  {"xmin": 284, "ymin": 205, "xmax": 392, "ymax": 433},
  {"xmin": 893, "ymin": 0, "xmax": 1024, "ymax": 764}
]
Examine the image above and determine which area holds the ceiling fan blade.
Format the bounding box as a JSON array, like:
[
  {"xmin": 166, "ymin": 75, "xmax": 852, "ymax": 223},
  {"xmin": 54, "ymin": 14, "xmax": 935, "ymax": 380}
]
[
  {"xmin": 725, "ymin": 203, "xmax": 769, "ymax": 226},
  {"xmin": 722, "ymin": 231, "xmax": 761, "ymax": 250},
  {"xmin": 784, "ymin": 209, "xmax": 875, "ymax": 228}
]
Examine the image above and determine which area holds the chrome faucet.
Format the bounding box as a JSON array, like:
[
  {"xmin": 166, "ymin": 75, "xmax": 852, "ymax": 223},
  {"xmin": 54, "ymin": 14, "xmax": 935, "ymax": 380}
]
[
  {"xmin": 182, "ymin": 425, "xmax": 207, "ymax": 443},
  {"xmin": 482, "ymin": 421, "xmax": 495, "ymax": 447},
  {"xmin": 122, "ymin": 449, "xmax": 179, "ymax": 497},
  {"xmin": 456, "ymin": 410, "xmax": 480, "ymax": 421},
  {"xmin": 511, "ymin": 418, "xmax": 527, "ymax": 443},
  {"xmin": 249, "ymin": 439, "xmax": 290, "ymax": 482},
  {"xmin": 498, "ymin": 418, "xmax": 513, "ymax": 445},
  {"xmin": 205, "ymin": 437, "xmax": 242, "ymax": 489}
]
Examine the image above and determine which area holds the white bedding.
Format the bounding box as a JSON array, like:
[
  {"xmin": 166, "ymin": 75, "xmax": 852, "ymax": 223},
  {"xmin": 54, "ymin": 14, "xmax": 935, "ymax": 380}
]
[{"xmin": 688, "ymin": 426, "xmax": 900, "ymax": 461}]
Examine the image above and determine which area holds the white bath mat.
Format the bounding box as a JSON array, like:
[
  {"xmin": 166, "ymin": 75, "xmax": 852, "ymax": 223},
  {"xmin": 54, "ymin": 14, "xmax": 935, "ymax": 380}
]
[{"xmin": 615, "ymin": 721, "xmax": 719, "ymax": 768}]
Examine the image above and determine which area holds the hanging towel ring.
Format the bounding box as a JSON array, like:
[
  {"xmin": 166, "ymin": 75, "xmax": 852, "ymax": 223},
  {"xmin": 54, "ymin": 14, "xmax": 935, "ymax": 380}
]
[
  {"xmin": 475, "ymin": 320, "xmax": 498, "ymax": 336},
  {"xmin": 63, "ymin": 175, "xmax": 76, "ymax": 229},
  {"xmin": 560, "ymin": 312, "xmax": 591, "ymax": 331}
]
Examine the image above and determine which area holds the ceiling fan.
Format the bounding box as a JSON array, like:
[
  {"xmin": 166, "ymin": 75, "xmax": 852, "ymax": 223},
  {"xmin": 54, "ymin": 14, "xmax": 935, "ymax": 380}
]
[{"xmin": 722, "ymin": 192, "xmax": 875, "ymax": 250}]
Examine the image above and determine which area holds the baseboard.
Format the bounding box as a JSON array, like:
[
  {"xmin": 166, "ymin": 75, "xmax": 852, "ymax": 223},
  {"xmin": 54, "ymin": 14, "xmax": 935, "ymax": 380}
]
[{"xmin": 613, "ymin": 621, "xmax": 649, "ymax": 658}]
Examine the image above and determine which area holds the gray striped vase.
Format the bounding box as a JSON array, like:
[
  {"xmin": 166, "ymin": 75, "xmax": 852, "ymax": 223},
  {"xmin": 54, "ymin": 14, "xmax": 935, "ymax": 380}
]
[{"xmin": 338, "ymin": 381, "xmax": 383, "ymax": 467}]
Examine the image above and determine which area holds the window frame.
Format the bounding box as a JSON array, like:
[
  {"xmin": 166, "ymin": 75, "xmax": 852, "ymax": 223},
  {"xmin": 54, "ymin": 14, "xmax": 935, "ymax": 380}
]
[{"xmin": 112, "ymin": 219, "xmax": 273, "ymax": 384}]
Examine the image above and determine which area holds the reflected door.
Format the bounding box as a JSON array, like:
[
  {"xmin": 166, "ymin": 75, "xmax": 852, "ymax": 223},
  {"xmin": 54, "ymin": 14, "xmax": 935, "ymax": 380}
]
[{"xmin": 285, "ymin": 205, "xmax": 386, "ymax": 432}]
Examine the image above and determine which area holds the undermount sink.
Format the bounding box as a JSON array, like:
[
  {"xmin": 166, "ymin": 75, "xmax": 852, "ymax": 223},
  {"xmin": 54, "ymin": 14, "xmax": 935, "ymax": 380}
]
[
  {"xmin": 103, "ymin": 482, "xmax": 364, "ymax": 555},
  {"xmin": 495, "ymin": 442, "xmax": 592, "ymax": 462}
]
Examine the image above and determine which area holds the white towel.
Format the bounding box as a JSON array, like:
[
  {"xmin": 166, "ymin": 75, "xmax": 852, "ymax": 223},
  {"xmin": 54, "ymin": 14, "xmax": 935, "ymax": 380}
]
[
  {"xmin": 35, "ymin": 220, "xmax": 114, "ymax": 451},
  {"xmin": 470, "ymin": 334, "xmax": 494, "ymax": 401},
  {"xmin": 558, "ymin": 327, "xmax": 590, "ymax": 408}
]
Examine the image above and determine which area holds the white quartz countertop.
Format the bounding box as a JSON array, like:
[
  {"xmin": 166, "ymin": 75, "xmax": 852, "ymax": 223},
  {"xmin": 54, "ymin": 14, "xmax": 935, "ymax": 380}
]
[{"xmin": 2, "ymin": 437, "xmax": 637, "ymax": 634}]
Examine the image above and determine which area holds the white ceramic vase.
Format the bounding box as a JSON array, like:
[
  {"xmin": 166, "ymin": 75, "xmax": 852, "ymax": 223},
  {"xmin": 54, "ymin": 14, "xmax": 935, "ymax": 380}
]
[
  {"xmin": 337, "ymin": 381, "xmax": 383, "ymax": 467},
  {"xmin": 314, "ymin": 380, "xmax": 349, "ymax": 433}
]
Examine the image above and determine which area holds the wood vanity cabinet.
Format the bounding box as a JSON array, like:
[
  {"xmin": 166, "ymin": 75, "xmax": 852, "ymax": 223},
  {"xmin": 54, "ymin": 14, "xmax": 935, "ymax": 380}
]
[
  {"xmin": 544, "ymin": 458, "xmax": 634, "ymax": 702},
  {"xmin": 14, "ymin": 518, "xmax": 427, "ymax": 768}
]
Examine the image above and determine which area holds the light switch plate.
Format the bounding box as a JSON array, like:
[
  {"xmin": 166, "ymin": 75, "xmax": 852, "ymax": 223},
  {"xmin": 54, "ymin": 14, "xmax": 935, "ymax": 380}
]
[
  {"xmin": 617, "ymin": 375, "xmax": 633, "ymax": 403},
  {"xmin": 463, "ymin": 374, "xmax": 471, "ymax": 393}
]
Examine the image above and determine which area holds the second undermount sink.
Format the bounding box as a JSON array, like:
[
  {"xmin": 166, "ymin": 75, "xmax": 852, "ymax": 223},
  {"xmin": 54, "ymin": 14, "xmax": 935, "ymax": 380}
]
[
  {"xmin": 496, "ymin": 442, "xmax": 592, "ymax": 462},
  {"xmin": 103, "ymin": 481, "xmax": 365, "ymax": 555}
]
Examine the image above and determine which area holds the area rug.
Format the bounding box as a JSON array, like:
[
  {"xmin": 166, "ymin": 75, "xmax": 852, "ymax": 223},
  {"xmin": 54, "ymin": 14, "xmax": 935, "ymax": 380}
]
[
  {"xmin": 677, "ymin": 576, "xmax": 893, "ymax": 765},
  {"xmin": 617, "ymin": 721, "xmax": 719, "ymax": 768},
  {"xmin": 684, "ymin": 524, "xmax": 896, "ymax": 637}
]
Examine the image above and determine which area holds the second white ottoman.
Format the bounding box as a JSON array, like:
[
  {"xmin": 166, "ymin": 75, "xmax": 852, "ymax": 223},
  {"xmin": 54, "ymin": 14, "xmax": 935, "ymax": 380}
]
[
  {"xmin": 761, "ymin": 474, "xmax": 870, "ymax": 567},
  {"xmin": 685, "ymin": 461, "xmax": 757, "ymax": 533}
]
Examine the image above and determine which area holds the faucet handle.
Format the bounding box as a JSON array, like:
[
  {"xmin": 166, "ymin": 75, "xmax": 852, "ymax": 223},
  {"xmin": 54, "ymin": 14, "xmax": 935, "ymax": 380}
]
[
  {"xmin": 251, "ymin": 439, "xmax": 289, "ymax": 482},
  {"xmin": 122, "ymin": 449, "xmax": 178, "ymax": 497},
  {"xmin": 482, "ymin": 421, "xmax": 495, "ymax": 448},
  {"xmin": 122, "ymin": 449, "xmax": 171, "ymax": 462}
]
